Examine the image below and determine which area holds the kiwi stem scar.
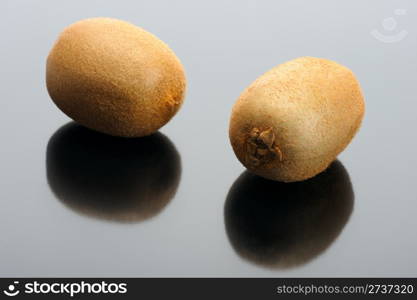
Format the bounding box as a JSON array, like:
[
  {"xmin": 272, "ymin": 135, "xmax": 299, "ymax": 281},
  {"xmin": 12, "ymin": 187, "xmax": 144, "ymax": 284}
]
[{"xmin": 246, "ymin": 127, "xmax": 283, "ymax": 167}]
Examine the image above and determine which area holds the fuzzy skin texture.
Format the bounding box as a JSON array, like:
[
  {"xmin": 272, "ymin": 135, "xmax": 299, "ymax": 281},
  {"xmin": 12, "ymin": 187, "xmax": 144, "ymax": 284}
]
[
  {"xmin": 229, "ymin": 57, "xmax": 365, "ymax": 182},
  {"xmin": 46, "ymin": 18, "xmax": 186, "ymax": 137}
]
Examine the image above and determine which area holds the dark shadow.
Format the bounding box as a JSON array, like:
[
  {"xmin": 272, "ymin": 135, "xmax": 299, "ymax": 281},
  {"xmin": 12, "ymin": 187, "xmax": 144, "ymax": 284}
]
[
  {"xmin": 224, "ymin": 160, "xmax": 354, "ymax": 269},
  {"xmin": 46, "ymin": 122, "xmax": 181, "ymax": 223}
]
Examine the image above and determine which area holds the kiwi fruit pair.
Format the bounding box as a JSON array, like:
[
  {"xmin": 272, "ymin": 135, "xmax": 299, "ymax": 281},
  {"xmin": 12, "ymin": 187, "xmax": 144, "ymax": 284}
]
[{"xmin": 47, "ymin": 18, "xmax": 365, "ymax": 182}]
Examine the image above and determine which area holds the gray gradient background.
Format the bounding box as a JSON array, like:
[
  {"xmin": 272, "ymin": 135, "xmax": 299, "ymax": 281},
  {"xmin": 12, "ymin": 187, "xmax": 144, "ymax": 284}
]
[{"xmin": 1, "ymin": 0, "xmax": 416, "ymax": 277}]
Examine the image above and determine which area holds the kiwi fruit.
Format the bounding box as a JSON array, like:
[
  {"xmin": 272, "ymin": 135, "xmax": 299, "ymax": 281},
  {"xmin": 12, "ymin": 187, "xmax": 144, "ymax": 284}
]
[
  {"xmin": 46, "ymin": 18, "xmax": 186, "ymax": 137},
  {"xmin": 46, "ymin": 122, "xmax": 181, "ymax": 223},
  {"xmin": 224, "ymin": 160, "xmax": 354, "ymax": 269},
  {"xmin": 229, "ymin": 57, "xmax": 365, "ymax": 182}
]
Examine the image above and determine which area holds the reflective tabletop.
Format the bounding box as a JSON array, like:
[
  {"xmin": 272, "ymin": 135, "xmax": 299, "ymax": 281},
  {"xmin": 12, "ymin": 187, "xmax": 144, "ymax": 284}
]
[{"xmin": 1, "ymin": 0, "xmax": 416, "ymax": 277}]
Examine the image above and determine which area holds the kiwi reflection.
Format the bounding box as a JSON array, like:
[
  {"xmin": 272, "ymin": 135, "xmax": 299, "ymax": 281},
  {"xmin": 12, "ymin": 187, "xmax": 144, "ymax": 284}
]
[
  {"xmin": 224, "ymin": 160, "xmax": 353, "ymax": 269},
  {"xmin": 47, "ymin": 122, "xmax": 181, "ymax": 223}
]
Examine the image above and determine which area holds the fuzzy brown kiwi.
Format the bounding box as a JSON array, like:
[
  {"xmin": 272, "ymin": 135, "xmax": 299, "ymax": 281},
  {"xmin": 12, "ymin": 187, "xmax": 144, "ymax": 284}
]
[
  {"xmin": 46, "ymin": 18, "xmax": 186, "ymax": 137},
  {"xmin": 229, "ymin": 57, "xmax": 365, "ymax": 182}
]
